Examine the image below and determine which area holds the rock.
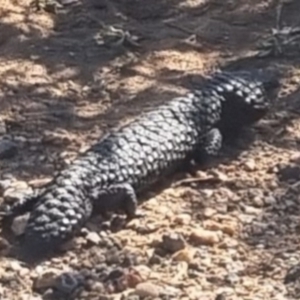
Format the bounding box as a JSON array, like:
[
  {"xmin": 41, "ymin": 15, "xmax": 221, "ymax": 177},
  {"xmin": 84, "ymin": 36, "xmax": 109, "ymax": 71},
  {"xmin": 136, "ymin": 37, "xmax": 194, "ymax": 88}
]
[
  {"xmin": 210, "ymin": 170, "xmax": 228, "ymax": 181},
  {"xmin": 219, "ymin": 239, "xmax": 238, "ymax": 249},
  {"xmin": 86, "ymin": 232, "xmax": 101, "ymax": 245},
  {"xmin": 11, "ymin": 214, "xmax": 29, "ymax": 236},
  {"xmin": 86, "ymin": 280, "xmax": 105, "ymax": 294},
  {"xmin": 134, "ymin": 282, "xmax": 161, "ymax": 297},
  {"xmin": 242, "ymin": 205, "xmax": 262, "ymax": 215},
  {"xmin": 284, "ymin": 263, "xmax": 300, "ymax": 284},
  {"xmin": 252, "ymin": 196, "xmax": 264, "ymax": 207},
  {"xmin": 200, "ymin": 189, "xmax": 214, "ymax": 198},
  {"xmin": 0, "ymin": 139, "xmax": 18, "ymax": 159},
  {"xmin": 8, "ymin": 260, "xmax": 23, "ymax": 272},
  {"xmin": 162, "ymin": 285, "xmax": 181, "ymax": 297},
  {"xmin": 244, "ymin": 159, "xmax": 256, "ymax": 171},
  {"xmin": 216, "ymin": 204, "xmax": 228, "ymax": 214},
  {"xmin": 34, "ymin": 269, "xmax": 60, "ymax": 290},
  {"xmin": 241, "ymin": 277, "xmax": 254, "ymax": 289},
  {"xmin": 35, "ymin": 270, "xmax": 82, "ymax": 295},
  {"xmin": 215, "ymin": 293, "xmax": 227, "ymax": 300},
  {"xmin": 20, "ymin": 295, "xmax": 42, "ymax": 300},
  {"xmin": 126, "ymin": 270, "xmax": 144, "ymax": 288},
  {"xmin": 203, "ymin": 220, "xmax": 237, "ymax": 236},
  {"xmin": 174, "ymin": 213, "xmax": 192, "ymax": 225},
  {"xmin": 131, "ymin": 265, "xmax": 152, "ymax": 281},
  {"xmin": 58, "ymin": 272, "xmax": 84, "ymax": 293},
  {"xmin": 28, "ymin": 177, "xmax": 52, "ymax": 188},
  {"xmin": 0, "ymin": 179, "xmax": 12, "ymax": 195},
  {"xmin": 290, "ymin": 153, "xmax": 300, "ymax": 163},
  {"xmin": 172, "ymin": 248, "xmax": 195, "ymax": 263},
  {"xmin": 19, "ymin": 267, "xmax": 30, "ymax": 277},
  {"xmin": 190, "ymin": 228, "xmax": 222, "ymax": 246},
  {"xmin": 43, "ymin": 129, "xmax": 73, "ymax": 146},
  {"xmin": 248, "ymin": 188, "xmax": 265, "ymax": 207},
  {"xmin": 162, "ymin": 232, "xmax": 186, "ymax": 253},
  {"xmin": 264, "ymin": 195, "xmax": 276, "ymax": 205},
  {"xmin": 125, "ymin": 296, "xmax": 139, "ymax": 300},
  {"xmin": 61, "ymin": 0, "xmax": 79, "ymax": 5},
  {"xmin": 135, "ymin": 222, "xmax": 159, "ymax": 234},
  {"xmin": 273, "ymin": 294, "xmax": 289, "ymax": 300},
  {"xmin": 0, "ymin": 270, "xmax": 15, "ymax": 284},
  {"xmin": 203, "ymin": 207, "xmax": 217, "ymax": 218},
  {"xmin": 10, "ymin": 180, "xmax": 28, "ymax": 189},
  {"xmin": 148, "ymin": 253, "xmax": 162, "ymax": 265},
  {"xmin": 3, "ymin": 181, "xmax": 32, "ymax": 202},
  {"xmin": 224, "ymin": 272, "xmax": 240, "ymax": 285}
]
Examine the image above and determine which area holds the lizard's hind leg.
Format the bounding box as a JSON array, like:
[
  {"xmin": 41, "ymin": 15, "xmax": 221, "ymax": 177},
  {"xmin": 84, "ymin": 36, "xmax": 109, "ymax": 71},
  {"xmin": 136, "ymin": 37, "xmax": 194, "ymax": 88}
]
[
  {"xmin": 0, "ymin": 189, "xmax": 42, "ymax": 220},
  {"xmin": 91, "ymin": 183, "xmax": 140, "ymax": 220}
]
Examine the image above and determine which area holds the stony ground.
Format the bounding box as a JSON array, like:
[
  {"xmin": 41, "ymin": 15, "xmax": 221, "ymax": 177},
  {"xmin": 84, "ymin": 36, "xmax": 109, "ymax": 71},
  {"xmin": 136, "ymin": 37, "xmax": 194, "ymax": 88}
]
[{"xmin": 1, "ymin": 0, "xmax": 300, "ymax": 299}]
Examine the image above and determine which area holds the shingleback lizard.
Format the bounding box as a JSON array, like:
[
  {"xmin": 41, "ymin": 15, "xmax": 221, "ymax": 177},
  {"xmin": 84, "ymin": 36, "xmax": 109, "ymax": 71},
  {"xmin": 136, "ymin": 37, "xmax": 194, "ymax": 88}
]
[{"xmin": 0, "ymin": 69, "xmax": 279, "ymax": 262}]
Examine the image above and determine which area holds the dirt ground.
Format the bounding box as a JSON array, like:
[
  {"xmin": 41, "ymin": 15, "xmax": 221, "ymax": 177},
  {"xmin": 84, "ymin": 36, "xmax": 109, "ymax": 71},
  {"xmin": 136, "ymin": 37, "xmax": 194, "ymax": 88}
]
[{"xmin": 2, "ymin": 0, "xmax": 300, "ymax": 299}]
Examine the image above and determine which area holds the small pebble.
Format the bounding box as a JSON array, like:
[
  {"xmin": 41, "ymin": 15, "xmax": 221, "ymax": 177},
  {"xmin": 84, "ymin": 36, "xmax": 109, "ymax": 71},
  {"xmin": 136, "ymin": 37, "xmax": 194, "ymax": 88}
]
[
  {"xmin": 88, "ymin": 281, "xmax": 104, "ymax": 293},
  {"xmin": 20, "ymin": 295, "xmax": 42, "ymax": 300},
  {"xmin": 11, "ymin": 214, "xmax": 29, "ymax": 236},
  {"xmin": 190, "ymin": 228, "xmax": 222, "ymax": 246},
  {"xmin": 3, "ymin": 181, "xmax": 32, "ymax": 202},
  {"xmin": 57, "ymin": 272, "xmax": 83, "ymax": 294},
  {"xmin": 162, "ymin": 232, "xmax": 186, "ymax": 253},
  {"xmin": 134, "ymin": 282, "xmax": 161, "ymax": 297},
  {"xmin": 34, "ymin": 269, "xmax": 60, "ymax": 290},
  {"xmin": 174, "ymin": 213, "xmax": 192, "ymax": 225},
  {"xmin": 203, "ymin": 220, "xmax": 237, "ymax": 236},
  {"xmin": 131, "ymin": 265, "xmax": 151, "ymax": 281},
  {"xmin": 215, "ymin": 293, "xmax": 227, "ymax": 300},
  {"xmin": 126, "ymin": 270, "xmax": 143, "ymax": 288},
  {"xmin": 86, "ymin": 232, "xmax": 101, "ymax": 245},
  {"xmin": 203, "ymin": 207, "xmax": 217, "ymax": 218},
  {"xmin": 172, "ymin": 248, "xmax": 195, "ymax": 263},
  {"xmin": 0, "ymin": 179, "xmax": 12, "ymax": 195},
  {"xmin": 242, "ymin": 205, "xmax": 262, "ymax": 215},
  {"xmin": 8, "ymin": 260, "xmax": 23, "ymax": 272},
  {"xmin": 211, "ymin": 170, "xmax": 228, "ymax": 181},
  {"xmin": 224, "ymin": 272, "xmax": 240, "ymax": 285},
  {"xmin": 244, "ymin": 159, "xmax": 256, "ymax": 171}
]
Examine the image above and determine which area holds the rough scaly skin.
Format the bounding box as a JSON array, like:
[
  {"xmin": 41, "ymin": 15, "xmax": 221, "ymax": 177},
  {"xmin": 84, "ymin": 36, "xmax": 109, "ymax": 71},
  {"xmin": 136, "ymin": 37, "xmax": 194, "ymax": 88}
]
[{"xmin": 1, "ymin": 70, "xmax": 279, "ymax": 261}]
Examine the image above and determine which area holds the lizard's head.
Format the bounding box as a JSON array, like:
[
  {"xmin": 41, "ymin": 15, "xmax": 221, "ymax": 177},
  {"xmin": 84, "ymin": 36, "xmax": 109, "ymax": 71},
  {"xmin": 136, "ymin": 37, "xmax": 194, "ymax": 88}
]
[{"xmin": 207, "ymin": 69, "xmax": 280, "ymax": 135}]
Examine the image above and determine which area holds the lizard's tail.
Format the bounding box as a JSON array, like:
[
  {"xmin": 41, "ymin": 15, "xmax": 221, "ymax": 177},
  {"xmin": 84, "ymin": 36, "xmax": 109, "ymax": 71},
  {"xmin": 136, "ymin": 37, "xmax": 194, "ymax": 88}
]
[{"xmin": 17, "ymin": 188, "xmax": 94, "ymax": 263}]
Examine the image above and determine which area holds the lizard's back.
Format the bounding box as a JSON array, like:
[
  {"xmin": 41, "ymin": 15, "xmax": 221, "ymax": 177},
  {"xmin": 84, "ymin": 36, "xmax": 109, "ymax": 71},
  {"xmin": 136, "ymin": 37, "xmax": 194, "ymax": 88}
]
[{"xmin": 69, "ymin": 90, "xmax": 220, "ymax": 193}]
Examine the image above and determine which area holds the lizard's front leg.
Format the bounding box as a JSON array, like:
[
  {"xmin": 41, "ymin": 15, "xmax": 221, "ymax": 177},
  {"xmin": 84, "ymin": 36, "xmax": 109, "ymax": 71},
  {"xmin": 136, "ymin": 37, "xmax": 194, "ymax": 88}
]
[{"xmin": 193, "ymin": 128, "xmax": 223, "ymax": 165}]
